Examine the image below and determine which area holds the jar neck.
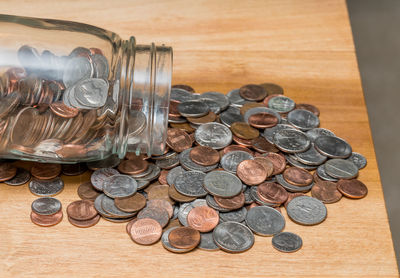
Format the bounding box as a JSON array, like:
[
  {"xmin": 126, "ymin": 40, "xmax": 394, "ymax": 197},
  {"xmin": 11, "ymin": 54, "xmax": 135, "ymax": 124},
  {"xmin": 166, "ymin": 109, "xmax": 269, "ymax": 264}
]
[{"xmin": 115, "ymin": 38, "xmax": 172, "ymax": 158}]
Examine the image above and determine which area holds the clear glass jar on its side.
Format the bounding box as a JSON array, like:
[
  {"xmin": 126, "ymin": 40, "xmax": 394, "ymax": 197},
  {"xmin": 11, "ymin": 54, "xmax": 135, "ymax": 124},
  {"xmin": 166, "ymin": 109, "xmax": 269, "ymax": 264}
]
[{"xmin": 0, "ymin": 14, "xmax": 172, "ymax": 163}]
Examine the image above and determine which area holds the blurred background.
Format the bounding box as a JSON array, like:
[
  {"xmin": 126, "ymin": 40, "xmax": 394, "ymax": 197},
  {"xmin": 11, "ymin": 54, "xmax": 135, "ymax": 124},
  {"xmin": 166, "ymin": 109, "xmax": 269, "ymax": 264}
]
[{"xmin": 347, "ymin": 0, "xmax": 400, "ymax": 267}]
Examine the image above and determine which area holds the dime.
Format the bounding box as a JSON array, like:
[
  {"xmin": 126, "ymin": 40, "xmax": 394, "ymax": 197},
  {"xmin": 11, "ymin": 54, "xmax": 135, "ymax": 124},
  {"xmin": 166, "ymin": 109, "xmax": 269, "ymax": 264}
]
[
  {"xmin": 199, "ymin": 232, "xmax": 219, "ymax": 251},
  {"xmin": 178, "ymin": 100, "xmax": 210, "ymax": 118},
  {"xmin": 29, "ymin": 178, "xmax": 64, "ymax": 196},
  {"xmin": 257, "ymin": 182, "xmax": 288, "ymax": 205},
  {"xmin": 272, "ymin": 232, "xmax": 303, "ymax": 253},
  {"xmin": 246, "ymin": 206, "xmax": 285, "ymax": 236},
  {"xmin": 236, "ymin": 160, "xmax": 267, "ymax": 185},
  {"xmin": 287, "ymin": 109, "xmax": 320, "ymax": 131},
  {"xmin": 103, "ymin": 174, "xmax": 137, "ymax": 198},
  {"xmin": 337, "ymin": 179, "xmax": 368, "ymax": 199},
  {"xmin": 114, "ymin": 193, "xmax": 146, "ymax": 212},
  {"xmin": 68, "ymin": 214, "xmax": 101, "ymax": 228},
  {"xmin": 267, "ymin": 95, "xmax": 295, "ymax": 113},
  {"xmin": 174, "ymin": 171, "xmax": 207, "ymax": 197},
  {"xmin": 214, "ymin": 193, "xmax": 245, "ymax": 210},
  {"xmin": 4, "ymin": 168, "xmax": 30, "ymax": 185},
  {"xmin": 118, "ymin": 159, "xmax": 149, "ymax": 175},
  {"xmin": 77, "ymin": 182, "xmax": 101, "ymax": 201},
  {"xmin": 213, "ymin": 221, "xmax": 254, "ymax": 253},
  {"xmin": 189, "ymin": 146, "xmax": 220, "ymax": 166},
  {"xmin": 220, "ymin": 150, "xmax": 253, "ymax": 173},
  {"xmin": 91, "ymin": 168, "xmax": 119, "ymax": 191},
  {"xmin": 314, "ymin": 135, "xmax": 352, "ymax": 159},
  {"xmin": 195, "ymin": 122, "xmax": 232, "ymax": 150},
  {"xmin": 67, "ymin": 200, "xmax": 98, "ymax": 221},
  {"xmin": 137, "ymin": 207, "xmax": 170, "ymax": 228},
  {"xmin": 168, "ymin": 226, "xmax": 201, "ymax": 249},
  {"xmin": 347, "ymin": 152, "xmax": 367, "ymax": 169},
  {"xmin": 239, "ymin": 84, "xmax": 267, "ymax": 101},
  {"xmin": 30, "ymin": 210, "xmax": 63, "ymax": 227},
  {"xmin": 130, "ymin": 218, "xmax": 162, "ymax": 245},
  {"xmin": 273, "ymin": 129, "xmax": 310, "ymax": 153},
  {"xmin": 230, "ymin": 122, "xmax": 259, "ymax": 140},
  {"xmin": 324, "ymin": 159, "xmax": 359, "ymax": 179},
  {"xmin": 287, "ymin": 196, "xmax": 327, "ymax": 225},
  {"xmin": 219, "ymin": 207, "xmax": 247, "ymax": 222},
  {"xmin": 203, "ymin": 171, "xmax": 242, "ymax": 198},
  {"xmin": 283, "ymin": 167, "xmax": 313, "ymax": 186},
  {"xmin": 311, "ymin": 180, "xmax": 342, "ymax": 204},
  {"xmin": 187, "ymin": 206, "xmax": 219, "ymax": 232},
  {"xmin": 31, "ymin": 197, "xmax": 62, "ymax": 216}
]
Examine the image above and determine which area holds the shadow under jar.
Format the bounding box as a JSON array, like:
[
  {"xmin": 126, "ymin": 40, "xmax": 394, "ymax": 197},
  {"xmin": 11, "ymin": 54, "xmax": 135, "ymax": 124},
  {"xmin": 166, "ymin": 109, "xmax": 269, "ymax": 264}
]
[{"xmin": 0, "ymin": 14, "xmax": 172, "ymax": 163}]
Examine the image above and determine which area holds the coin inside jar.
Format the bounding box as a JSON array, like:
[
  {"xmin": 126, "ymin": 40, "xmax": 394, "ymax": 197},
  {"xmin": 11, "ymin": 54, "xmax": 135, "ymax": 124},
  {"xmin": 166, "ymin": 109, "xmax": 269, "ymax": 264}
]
[{"xmin": 189, "ymin": 146, "xmax": 220, "ymax": 166}]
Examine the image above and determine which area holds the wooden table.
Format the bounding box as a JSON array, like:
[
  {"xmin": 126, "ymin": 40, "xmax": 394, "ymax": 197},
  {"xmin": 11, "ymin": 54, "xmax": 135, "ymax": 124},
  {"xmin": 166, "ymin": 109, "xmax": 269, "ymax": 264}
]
[{"xmin": 0, "ymin": 0, "xmax": 398, "ymax": 277}]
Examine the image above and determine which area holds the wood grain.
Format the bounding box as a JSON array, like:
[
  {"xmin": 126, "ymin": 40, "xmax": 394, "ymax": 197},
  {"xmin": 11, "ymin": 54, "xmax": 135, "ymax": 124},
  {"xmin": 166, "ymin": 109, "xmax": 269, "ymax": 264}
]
[{"xmin": 0, "ymin": 0, "xmax": 398, "ymax": 277}]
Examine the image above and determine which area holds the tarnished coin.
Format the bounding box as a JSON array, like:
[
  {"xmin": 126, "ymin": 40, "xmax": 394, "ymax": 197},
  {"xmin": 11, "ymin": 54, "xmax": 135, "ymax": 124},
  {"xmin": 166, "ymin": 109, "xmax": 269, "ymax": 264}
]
[
  {"xmin": 263, "ymin": 152, "xmax": 286, "ymax": 175},
  {"xmin": 179, "ymin": 149, "xmax": 218, "ymax": 172},
  {"xmin": 220, "ymin": 150, "xmax": 253, "ymax": 173},
  {"xmin": 272, "ymin": 232, "xmax": 303, "ymax": 253},
  {"xmin": 31, "ymin": 163, "xmax": 61, "ymax": 180},
  {"xmin": 219, "ymin": 111, "xmax": 245, "ymax": 127},
  {"xmin": 137, "ymin": 207, "xmax": 170, "ymax": 228},
  {"xmin": 114, "ymin": 193, "xmax": 146, "ymax": 212},
  {"xmin": 168, "ymin": 226, "xmax": 201, "ymax": 249},
  {"xmin": 147, "ymin": 184, "xmax": 174, "ymax": 204},
  {"xmin": 347, "ymin": 152, "xmax": 367, "ymax": 169},
  {"xmin": 214, "ymin": 193, "xmax": 245, "ymax": 210},
  {"xmin": 199, "ymin": 232, "xmax": 219, "ymax": 251},
  {"xmin": 213, "ymin": 221, "xmax": 254, "ymax": 253},
  {"xmin": 162, "ymin": 227, "xmax": 193, "ymax": 253},
  {"xmin": 168, "ymin": 185, "xmax": 196, "ymax": 203},
  {"xmin": 287, "ymin": 196, "xmax": 327, "ymax": 225},
  {"xmin": 306, "ymin": 128, "xmax": 335, "ymax": 142},
  {"xmin": 273, "ymin": 129, "xmax": 310, "ymax": 153},
  {"xmin": 4, "ymin": 168, "xmax": 30, "ymax": 185},
  {"xmin": 236, "ymin": 160, "xmax": 267, "ymax": 185},
  {"xmin": 91, "ymin": 168, "xmax": 119, "ymax": 191},
  {"xmin": 259, "ymin": 83, "xmax": 284, "ymax": 95},
  {"xmin": 30, "ymin": 210, "xmax": 63, "ymax": 227},
  {"xmin": 203, "ymin": 171, "xmax": 242, "ymax": 198},
  {"xmin": 166, "ymin": 166, "xmax": 186, "ymax": 186},
  {"xmin": 311, "ymin": 180, "xmax": 342, "ymax": 204},
  {"xmin": 103, "ymin": 174, "xmax": 137, "ymax": 198},
  {"xmin": 77, "ymin": 182, "xmax": 101, "ymax": 201},
  {"xmin": 195, "ymin": 122, "xmax": 232, "ymax": 150},
  {"xmin": 294, "ymin": 145, "xmax": 327, "ymax": 166},
  {"xmin": 276, "ymin": 174, "xmax": 314, "ymax": 193},
  {"xmin": 130, "ymin": 218, "xmax": 162, "ymax": 245},
  {"xmin": 147, "ymin": 199, "xmax": 174, "ymax": 218},
  {"xmin": 86, "ymin": 155, "xmax": 120, "ymax": 170},
  {"xmin": 174, "ymin": 171, "xmax": 207, "ymax": 197},
  {"xmin": 118, "ymin": 159, "xmax": 149, "ymax": 175},
  {"xmin": 219, "ymin": 207, "xmax": 247, "ymax": 222},
  {"xmin": 324, "ymin": 159, "xmax": 359, "ymax": 179},
  {"xmin": 166, "ymin": 128, "xmax": 192, "ymax": 153},
  {"xmin": 314, "ymin": 135, "xmax": 352, "ymax": 159},
  {"xmin": 189, "ymin": 146, "xmax": 220, "ymax": 166},
  {"xmin": 101, "ymin": 195, "xmax": 137, "ymax": 218},
  {"xmin": 296, "ymin": 103, "xmax": 320, "ymax": 116},
  {"xmin": 239, "ymin": 84, "xmax": 267, "ymax": 101},
  {"xmin": 246, "ymin": 206, "xmax": 285, "ymax": 236},
  {"xmin": 230, "ymin": 122, "xmax": 259, "ymax": 140},
  {"xmin": 31, "ymin": 197, "xmax": 62, "ymax": 216},
  {"xmin": 178, "ymin": 100, "xmax": 210, "ymax": 118},
  {"xmin": 170, "ymin": 88, "xmax": 195, "ymax": 103},
  {"xmin": 287, "ymin": 109, "xmax": 320, "ymax": 131},
  {"xmin": 29, "ymin": 178, "xmax": 64, "ymax": 196},
  {"xmin": 187, "ymin": 111, "xmax": 217, "ymax": 125},
  {"xmin": 337, "ymin": 179, "xmax": 368, "ymax": 199},
  {"xmin": 268, "ymin": 95, "xmax": 295, "ymax": 113},
  {"xmin": 172, "ymin": 84, "xmax": 195, "ymax": 93},
  {"xmin": 187, "ymin": 206, "xmax": 219, "ymax": 232},
  {"xmin": 283, "ymin": 167, "xmax": 313, "ymax": 187},
  {"xmin": 67, "ymin": 200, "xmax": 98, "ymax": 221},
  {"xmin": 257, "ymin": 182, "xmax": 288, "ymax": 205},
  {"xmin": 68, "ymin": 214, "xmax": 101, "ymax": 228},
  {"xmin": 316, "ymin": 164, "xmax": 338, "ymax": 182}
]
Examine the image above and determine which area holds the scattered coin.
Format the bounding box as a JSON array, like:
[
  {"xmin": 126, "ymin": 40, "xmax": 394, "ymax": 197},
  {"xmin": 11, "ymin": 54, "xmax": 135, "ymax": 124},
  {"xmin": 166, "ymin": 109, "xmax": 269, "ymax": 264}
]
[
  {"xmin": 239, "ymin": 84, "xmax": 267, "ymax": 101},
  {"xmin": 324, "ymin": 159, "xmax": 359, "ymax": 179},
  {"xmin": 77, "ymin": 182, "xmax": 101, "ymax": 201},
  {"xmin": 283, "ymin": 167, "xmax": 313, "ymax": 187},
  {"xmin": 195, "ymin": 122, "xmax": 232, "ymax": 150},
  {"xmin": 203, "ymin": 170, "xmax": 243, "ymax": 198},
  {"xmin": 62, "ymin": 163, "xmax": 87, "ymax": 176},
  {"xmin": 347, "ymin": 152, "xmax": 367, "ymax": 169},
  {"xmin": 31, "ymin": 163, "xmax": 61, "ymax": 180},
  {"xmin": 130, "ymin": 218, "xmax": 162, "ymax": 245},
  {"xmin": 189, "ymin": 146, "xmax": 220, "ymax": 166},
  {"xmin": 230, "ymin": 122, "xmax": 259, "ymax": 140},
  {"xmin": 272, "ymin": 232, "xmax": 303, "ymax": 253},
  {"xmin": 174, "ymin": 171, "xmax": 207, "ymax": 197},
  {"xmin": 273, "ymin": 129, "xmax": 310, "ymax": 153},
  {"xmin": 311, "ymin": 180, "xmax": 342, "ymax": 204},
  {"xmin": 168, "ymin": 226, "xmax": 201, "ymax": 249},
  {"xmin": 4, "ymin": 168, "xmax": 30, "ymax": 185},
  {"xmin": 287, "ymin": 109, "xmax": 320, "ymax": 131},
  {"xmin": 30, "ymin": 210, "xmax": 63, "ymax": 227},
  {"xmin": 90, "ymin": 168, "xmax": 119, "ymax": 191},
  {"xmin": 220, "ymin": 150, "xmax": 253, "ymax": 173},
  {"xmin": 118, "ymin": 159, "xmax": 149, "ymax": 175},
  {"xmin": 214, "ymin": 193, "xmax": 245, "ymax": 210},
  {"xmin": 198, "ymin": 232, "xmax": 219, "ymax": 251},
  {"xmin": 31, "ymin": 197, "xmax": 62, "ymax": 216},
  {"xmin": 287, "ymin": 196, "xmax": 327, "ymax": 225},
  {"xmin": 166, "ymin": 128, "xmax": 192, "ymax": 153},
  {"xmin": 137, "ymin": 207, "xmax": 169, "ymax": 228},
  {"xmin": 162, "ymin": 227, "xmax": 193, "ymax": 253},
  {"xmin": 68, "ymin": 214, "xmax": 101, "ymax": 228},
  {"xmin": 246, "ymin": 206, "xmax": 285, "ymax": 236},
  {"xmin": 337, "ymin": 179, "xmax": 368, "ymax": 199},
  {"xmin": 29, "ymin": 178, "xmax": 64, "ymax": 196},
  {"xmin": 314, "ymin": 135, "xmax": 352, "ymax": 159},
  {"xmin": 236, "ymin": 160, "xmax": 267, "ymax": 185},
  {"xmin": 213, "ymin": 221, "xmax": 254, "ymax": 253},
  {"xmin": 67, "ymin": 200, "xmax": 98, "ymax": 221}
]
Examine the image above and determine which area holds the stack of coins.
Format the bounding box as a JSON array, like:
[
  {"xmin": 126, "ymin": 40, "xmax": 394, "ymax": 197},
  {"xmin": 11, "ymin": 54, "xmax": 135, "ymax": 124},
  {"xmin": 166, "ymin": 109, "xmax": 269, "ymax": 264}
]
[
  {"xmin": 30, "ymin": 197, "xmax": 63, "ymax": 227},
  {"xmin": 67, "ymin": 200, "xmax": 100, "ymax": 228}
]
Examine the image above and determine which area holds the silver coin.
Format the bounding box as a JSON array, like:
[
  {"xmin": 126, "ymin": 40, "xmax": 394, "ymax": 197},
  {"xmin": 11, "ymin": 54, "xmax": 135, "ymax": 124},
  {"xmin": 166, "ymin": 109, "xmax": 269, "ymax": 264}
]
[
  {"xmin": 103, "ymin": 216, "xmax": 136, "ymax": 223},
  {"xmin": 136, "ymin": 180, "xmax": 150, "ymax": 190},
  {"xmin": 227, "ymin": 88, "xmax": 246, "ymax": 107},
  {"xmin": 195, "ymin": 122, "xmax": 232, "ymax": 150},
  {"xmin": 314, "ymin": 135, "xmax": 352, "ymax": 158},
  {"xmin": 245, "ymin": 206, "xmax": 285, "ymax": 236},
  {"xmin": 273, "ymin": 129, "xmax": 310, "ymax": 153},
  {"xmin": 200, "ymin": 91, "xmax": 230, "ymax": 111},
  {"xmin": 162, "ymin": 227, "xmax": 193, "ymax": 253},
  {"xmin": 178, "ymin": 100, "xmax": 210, "ymax": 117},
  {"xmin": 135, "ymin": 164, "xmax": 161, "ymax": 182},
  {"xmin": 101, "ymin": 194, "xmax": 137, "ymax": 218},
  {"xmin": 286, "ymin": 154, "xmax": 318, "ymax": 170},
  {"xmin": 170, "ymin": 88, "xmax": 194, "ymax": 102},
  {"xmin": 205, "ymin": 195, "xmax": 230, "ymax": 212},
  {"xmin": 276, "ymin": 174, "xmax": 314, "ymax": 193},
  {"xmin": 63, "ymin": 56, "xmax": 93, "ymax": 88},
  {"xmin": 244, "ymin": 107, "xmax": 282, "ymax": 124},
  {"xmin": 191, "ymin": 198, "xmax": 208, "ymax": 207},
  {"xmin": 91, "ymin": 168, "xmax": 119, "ymax": 191},
  {"xmin": 29, "ymin": 178, "xmax": 64, "ymax": 197},
  {"xmin": 268, "ymin": 95, "xmax": 295, "ymax": 113},
  {"xmin": 219, "ymin": 207, "xmax": 247, "ymax": 222},
  {"xmin": 155, "ymin": 154, "xmax": 180, "ymax": 170},
  {"xmin": 203, "ymin": 171, "xmax": 242, "ymax": 197},
  {"xmin": 263, "ymin": 124, "xmax": 296, "ymax": 144},
  {"xmin": 306, "ymin": 128, "xmax": 335, "ymax": 142},
  {"xmin": 86, "ymin": 154, "xmax": 120, "ymax": 170},
  {"xmin": 202, "ymin": 98, "xmax": 223, "ymax": 114},
  {"xmin": 128, "ymin": 110, "xmax": 147, "ymax": 137},
  {"xmin": 287, "ymin": 109, "xmax": 320, "ymax": 131},
  {"xmin": 4, "ymin": 168, "xmax": 31, "ymax": 186},
  {"xmin": 286, "ymin": 196, "xmax": 327, "ymax": 225},
  {"xmin": 213, "ymin": 221, "xmax": 254, "ymax": 253},
  {"xmin": 103, "ymin": 174, "xmax": 137, "ymax": 198},
  {"xmin": 172, "ymin": 205, "xmax": 179, "ymax": 220},
  {"xmin": 92, "ymin": 54, "xmax": 109, "ymax": 80},
  {"xmin": 199, "ymin": 232, "xmax": 219, "ymax": 251},
  {"xmin": 179, "ymin": 148, "xmax": 218, "ymax": 172},
  {"xmin": 243, "ymin": 187, "xmax": 254, "ymax": 205},
  {"xmin": 220, "ymin": 151, "xmax": 253, "ymax": 173},
  {"xmin": 166, "ymin": 166, "xmax": 186, "ymax": 186},
  {"xmin": 219, "ymin": 111, "xmax": 245, "ymax": 127},
  {"xmin": 94, "ymin": 194, "xmax": 113, "ymax": 218},
  {"xmin": 324, "ymin": 159, "xmax": 359, "ymax": 179},
  {"xmin": 272, "ymin": 232, "xmax": 303, "ymax": 253},
  {"xmin": 69, "ymin": 47, "xmax": 91, "ymax": 58},
  {"xmin": 31, "ymin": 197, "xmax": 61, "ymax": 216},
  {"xmin": 73, "ymin": 78, "xmax": 108, "ymax": 108},
  {"xmin": 178, "ymin": 202, "xmax": 193, "ymax": 226},
  {"xmin": 17, "ymin": 45, "xmax": 42, "ymax": 72},
  {"xmin": 174, "ymin": 171, "xmax": 208, "ymax": 197},
  {"xmin": 249, "ymin": 186, "xmax": 278, "ymax": 206},
  {"xmin": 316, "ymin": 164, "xmax": 338, "ymax": 182},
  {"xmin": 347, "ymin": 152, "xmax": 367, "ymax": 169},
  {"xmin": 168, "ymin": 116, "xmax": 187, "ymax": 124},
  {"xmin": 137, "ymin": 206, "xmax": 169, "ymax": 228},
  {"xmin": 294, "ymin": 144, "xmax": 327, "ymax": 166},
  {"xmin": 152, "ymin": 151, "xmax": 177, "ymax": 161},
  {"xmin": 225, "ymin": 105, "xmax": 241, "ymax": 115}
]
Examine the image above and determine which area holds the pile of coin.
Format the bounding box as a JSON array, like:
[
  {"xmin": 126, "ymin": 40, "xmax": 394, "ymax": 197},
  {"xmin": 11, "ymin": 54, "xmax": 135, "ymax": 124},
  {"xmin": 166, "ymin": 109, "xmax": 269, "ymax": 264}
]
[{"xmin": 1, "ymin": 82, "xmax": 368, "ymax": 254}]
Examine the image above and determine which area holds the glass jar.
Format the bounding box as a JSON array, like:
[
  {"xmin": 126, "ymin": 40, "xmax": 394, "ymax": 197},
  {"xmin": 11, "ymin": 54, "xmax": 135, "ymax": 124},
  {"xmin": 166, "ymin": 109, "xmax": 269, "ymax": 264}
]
[{"xmin": 0, "ymin": 14, "xmax": 172, "ymax": 163}]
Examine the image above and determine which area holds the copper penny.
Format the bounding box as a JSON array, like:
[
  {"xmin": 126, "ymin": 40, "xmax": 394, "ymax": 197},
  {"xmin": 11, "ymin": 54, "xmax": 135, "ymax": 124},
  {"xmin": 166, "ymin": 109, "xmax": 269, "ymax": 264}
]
[
  {"xmin": 214, "ymin": 193, "xmax": 245, "ymax": 210},
  {"xmin": 284, "ymin": 192, "xmax": 305, "ymax": 208},
  {"xmin": 283, "ymin": 167, "xmax": 313, "ymax": 187},
  {"xmin": 187, "ymin": 206, "xmax": 219, "ymax": 232},
  {"xmin": 187, "ymin": 112, "xmax": 217, "ymax": 124},
  {"xmin": 337, "ymin": 179, "xmax": 368, "ymax": 199},
  {"xmin": 253, "ymin": 157, "xmax": 274, "ymax": 178},
  {"xmin": 189, "ymin": 146, "xmax": 220, "ymax": 166},
  {"xmin": 239, "ymin": 84, "xmax": 268, "ymax": 101},
  {"xmin": 222, "ymin": 145, "xmax": 253, "ymax": 156},
  {"xmin": 264, "ymin": 152, "xmax": 286, "ymax": 175},
  {"xmin": 172, "ymin": 84, "xmax": 195, "ymax": 93},
  {"xmin": 147, "ymin": 199, "xmax": 174, "ymax": 218},
  {"xmin": 147, "ymin": 184, "xmax": 174, "ymax": 204},
  {"xmin": 158, "ymin": 170, "xmax": 169, "ymax": 184},
  {"xmin": 31, "ymin": 163, "xmax": 61, "ymax": 180},
  {"xmin": 77, "ymin": 182, "xmax": 101, "ymax": 201},
  {"xmin": 170, "ymin": 122, "xmax": 196, "ymax": 133},
  {"xmin": 163, "ymin": 218, "xmax": 182, "ymax": 231},
  {"xmin": 296, "ymin": 103, "xmax": 320, "ymax": 116},
  {"xmin": 240, "ymin": 102, "xmax": 264, "ymax": 115},
  {"xmin": 30, "ymin": 210, "xmax": 63, "ymax": 227},
  {"xmin": 246, "ymin": 202, "xmax": 260, "ymax": 210},
  {"xmin": 168, "ymin": 185, "xmax": 196, "ymax": 203},
  {"xmin": 66, "ymin": 200, "xmax": 98, "ymax": 221},
  {"xmin": 259, "ymin": 83, "xmax": 284, "ymax": 95},
  {"xmin": 56, "ymin": 144, "xmax": 87, "ymax": 158},
  {"xmin": 257, "ymin": 182, "xmax": 288, "ymax": 205},
  {"xmin": 248, "ymin": 112, "xmax": 278, "ymax": 129},
  {"xmin": 0, "ymin": 163, "xmax": 17, "ymax": 181},
  {"xmin": 118, "ymin": 158, "xmax": 149, "ymax": 175},
  {"xmin": 114, "ymin": 193, "xmax": 147, "ymax": 213},
  {"xmin": 232, "ymin": 135, "xmax": 253, "ymax": 147},
  {"xmin": 168, "ymin": 226, "xmax": 201, "ymax": 249},
  {"xmin": 169, "ymin": 100, "xmax": 181, "ymax": 117},
  {"xmin": 50, "ymin": 101, "xmax": 79, "ymax": 118},
  {"xmin": 130, "ymin": 218, "xmax": 162, "ymax": 245},
  {"xmin": 311, "ymin": 180, "xmax": 342, "ymax": 204},
  {"xmin": 230, "ymin": 122, "xmax": 259, "ymax": 140},
  {"xmin": 126, "ymin": 218, "xmax": 138, "ymax": 235},
  {"xmin": 68, "ymin": 214, "xmax": 100, "ymax": 228},
  {"xmin": 237, "ymin": 160, "xmax": 267, "ymax": 185},
  {"xmin": 251, "ymin": 137, "xmax": 279, "ymax": 153},
  {"xmin": 166, "ymin": 128, "xmax": 192, "ymax": 153}
]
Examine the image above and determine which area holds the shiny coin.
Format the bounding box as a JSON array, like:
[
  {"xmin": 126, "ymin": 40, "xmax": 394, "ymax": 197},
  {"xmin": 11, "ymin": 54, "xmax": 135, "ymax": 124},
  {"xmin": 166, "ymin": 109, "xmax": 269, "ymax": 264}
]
[
  {"xmin": 267, "ymin": 95, "xmax": 295, "ymax": 113},
  {"xmin": 170, "ymin": 88, "xmax": 195, "ymax": 102},
  {"xmin": 239, "ymin": 84, "xmax": 267, "ymax": 101},
  {"xmin": 236, "ymin": 160, "xmax": 267, "ymax": 185},
  {"xmin": 248, "ymin": 112, "xmax": 279, "ymax": 129},
  {"xmin": 244, "ymin": 107, "xmax": 281, "ymax": 125},
  {"xmin": 287, "ymin": 109, "xmax": 320, "ymax": 131},
  {"xmin": 91, "ymin": 168, "xmax": 119, "ymax": 191},
  {"xmin": 162, "ymin": 227, "xmax": 193, "ymax": 253},
  {"xmin": 306, "ymin": 128, "xmax": 335, "ymax": 142},
  {"xmin": 68, "ymin": 214, "xmax": 101, "ymax": 228},
  {"xmin": 195, "ymin": 122, "xmax": 232, "ymax": 150},
  {"xmin": 287, "ymin": 196, "xmax": 327, "ymax": 225},
  {"xmin": 283, "ymin": 167, "xmax": 313, "ymax": 186},
  {"xmin": 72, "ymin": 78, "xmax": 108, "ymax": 108},
  {"xmin": 219, "ymin": 207, "xmax": 247, "ymax": 222},
  {"xmin": 29, "ymin": 178, "xmax": 64, "ymax": 196},
  {"xmin": 263, "ymin": 123, "xmax": 296, "ymax": 144},
  {"xmin": 230, "ymin": 122, "xmax": 259, "ymax": 140},
  {"xmin": 30, "ymin": 210, "xmax": 63, "ymax": 227},
  {"xmin": 118, "ymin": 157, "xmax": 149, "ymax": 175},
  {"xmin": 311, "ymin": 180, "xmax": 342, "ymax": 204},
  {"xmin": 174, "ymin": 171, "xmax": 207, "ymax": 197},
  {"xmin": 324, "ymin": 159, "xmax": 359, "ymax": 179},
  {"xmin": 50, "ymin": 101, "xmax": 79, "ymax": 118},
  {"xmin": 103, "ymin": 174, "xmax": 137, "ymax": 198},
  {"xmin": 168, "ymin": 226, "xmax": 201, "ymax": 249},
  {"xmin": 92, "ymin": 54, "xmax": 109, "ymax": 79},
  {"xmin": 63, "ymin": 56, "xmax": 93, "ymax": 88},
  {"xmin": 67, "ymin": 200, "xmax": 98, "ymax": 221},
  {"xmin": 214, "ymin": 193, "xmax": 245, "ymax": 210},
  {"xmin": 263, "ymin": 152, "xmax": 286, "ymax": 175},
  {"xmin": 31, "ymin": 163, "xmax": 61, "ymax": 180},
  {"xmin": 314, "ymin": 135, "xmax": 352, "ymax": 158},
  {"xmin": 77, "ymin": 182, "xmax": 101, "ymax": 201},
  {"xmin": 213, "ymin": 221, "xmax": 254, "ymax": 253},
  {"xmin": 227, "ymin": 88, "xmax": 246, "ymax": 107},
  {"xmin": 253, "ymin": 157, "xmax": 274, "ymax": 177},
  {"xmin": 130, "ymin": 218, "xmax": 162, "ymax": 245},
  {"xmin": 31, "ymin": 197, "xmax": 62, "ymax": 216},
  {"xmin": 294, "ymin": 144, "xmax": 327, "ymax": 166},
  {"xmin": 273, "ymin": 129, "xmax": 310, "ymax": 153},
  {"xmin": 4, "ymin": 168, "xmax": 30, "ymax": 185},
  {"xmin": 178, "ymin": 100, "xmax": 209, "ymax": 118},
  {"xmin": 272, "ymin": 232, "xmax": 303, "ymax": 253},
  {"xmin": 199, "ymin": 232, "xmax": 219, "ymax": 251},
  {"xmin": 187, "ymin": 205, "xmax": 219, "ymax": 232},
  {"xmin": 203, "ymin": 170, "xmax": 242, "ymax": 198},
  {"xmin": 347, "ymin": 152, "xmax": 367, "ymax": 169},
  {"xmin": 189, "ymin": 146, "xmax": 220, "ymax": 166},
  {"xmin": 220, "ymin": 150, "xmax": 253, "ymax": 173},
  {"xmin": 114, "ymin": 193, "xmax": 146, "ymax": 212},
  {"xmin": 219, "ymin": 111, "xmax": 245, "ymax": 127},
  {"xmin": 166, "ymin": 128, "xmax": 192, "ymax": 153},
  {"xmin": 316, "ymin": 164, "xmax": 338, "ymax": 182},
  {"xmin": 337, "ymin": 179, "xmax": 368, "ymax": 199},
  {"xmin": 179, "ymin": 149, "xmax": 218, "ymax": 172},
  {"xmin": 137, "ymin": 207, "xmax": 170, "ymax": 228},
  {"xmin": 246, "ymin": 206, "xmax": 285, "ymax": 236},
  {"xmin": 200, "ymin": 91, "xmax": 230, "ymax": 111}
]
